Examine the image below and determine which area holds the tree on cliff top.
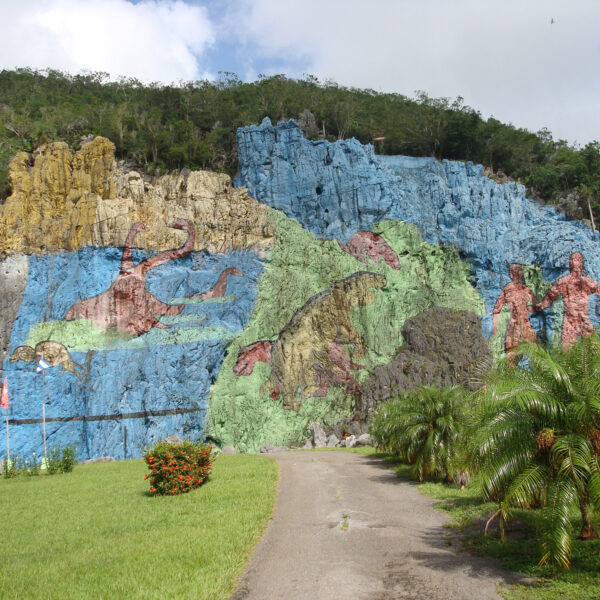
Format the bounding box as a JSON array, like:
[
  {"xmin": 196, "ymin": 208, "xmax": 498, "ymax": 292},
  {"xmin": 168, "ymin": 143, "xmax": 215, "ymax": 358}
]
[{"xmin": 0, "ymin": 68, "xmax": 598, "ymax": 224}]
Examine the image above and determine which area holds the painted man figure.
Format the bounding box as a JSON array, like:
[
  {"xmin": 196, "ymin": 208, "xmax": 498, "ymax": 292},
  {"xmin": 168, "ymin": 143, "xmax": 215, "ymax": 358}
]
[
  {"xmin": 535, "ymin": 252, "xmax": 600, "ymax": 349},
  {"xmin": 492, "ymin": 263, "xmax": 537, "ymax": 358}
]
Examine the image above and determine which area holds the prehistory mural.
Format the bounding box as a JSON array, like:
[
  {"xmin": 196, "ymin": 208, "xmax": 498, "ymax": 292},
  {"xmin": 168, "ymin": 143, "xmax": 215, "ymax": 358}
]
[
  {"xmin": 2, "ymin": 122, "xmax": 600, "ymax": 458},
  {"xmin": 492, "ymin": 264, "xmax": 538, "ymax": 360},
  {"xmin": 0, "ymin": 137, "xmax": 269, "ymax": 459},
  {"xmin": 536, "ymin": 252, "xmax": 600, "ymax": 349},
  {"xmin": 208, "ymin": 213, "xmax": 483, "ymax": 451},
  {"xmin": 235, "ymin": 118, "xmax": 600, "ymax": 345},
  {"xmin": 65, "ymin": 220, "xmax": 196, "ymax": 336}
]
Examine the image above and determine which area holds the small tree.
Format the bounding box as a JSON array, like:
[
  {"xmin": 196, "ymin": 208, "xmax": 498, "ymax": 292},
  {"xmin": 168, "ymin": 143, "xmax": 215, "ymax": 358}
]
[
  {"xmin": 472, "ymin": 336, "xmax": 600, "ymax": 569},
  {"xmin": 370, "ymin": 385, "xmax": 467, "ymax": 482}
]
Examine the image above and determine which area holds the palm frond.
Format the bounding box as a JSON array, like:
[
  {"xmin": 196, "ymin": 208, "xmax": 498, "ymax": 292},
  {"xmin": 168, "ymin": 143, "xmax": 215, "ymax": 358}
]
[
  {"xmin": 504, "ymin": 463, "xmax": 551, "ymax": 507},
  {"xmin": 552, "ymin": 434, "xmax": 592, "ymax": 488},
  {"xmin": 539, "ymin": 476, "xmax": 577, "ymax": 569}
]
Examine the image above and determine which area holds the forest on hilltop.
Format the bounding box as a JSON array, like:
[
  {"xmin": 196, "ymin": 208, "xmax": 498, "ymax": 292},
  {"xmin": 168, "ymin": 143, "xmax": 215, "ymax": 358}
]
[{"xmin": 1, "ymin": 68, "xmax": 599, "ymax": 224}]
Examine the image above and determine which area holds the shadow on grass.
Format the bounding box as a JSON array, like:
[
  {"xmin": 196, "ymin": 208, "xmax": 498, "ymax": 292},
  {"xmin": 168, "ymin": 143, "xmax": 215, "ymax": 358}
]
[{"xmin": 362, "ymin": 452, "xmax": 415, "ymax": 477}]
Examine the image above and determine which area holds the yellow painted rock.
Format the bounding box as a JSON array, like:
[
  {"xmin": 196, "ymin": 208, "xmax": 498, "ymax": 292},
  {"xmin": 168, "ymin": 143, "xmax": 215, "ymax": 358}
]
[{"xmin": 0, "ymin": 137, "xmax": 274, "ymax": 255}]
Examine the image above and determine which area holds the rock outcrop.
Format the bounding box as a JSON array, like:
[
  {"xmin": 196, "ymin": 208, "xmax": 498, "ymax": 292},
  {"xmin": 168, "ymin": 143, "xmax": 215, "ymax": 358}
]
[
  {"xmin": 359, "ymin": 307, "xmax": 491, "ymax": 420},
  {"xmin": 4, "ymin": 121, "xmax": 600, "ymax": 460},
  {"xmin": 207, "ymin": 214, "xmax": 483, "ymax": 452},
  {"xmin": 0, "ymin": 137, "xmax": 274, "ymax": 256},
  {"xmin": 235, "ymin": 118, "xmax": 600, "ymax": 342},
  {"xmin": 1, "ymin": 138, "xmax": 116, "ymax": 254},
  {"xmin": 0, "ymin": 138, "xmax": 270, "ymax": 460}
]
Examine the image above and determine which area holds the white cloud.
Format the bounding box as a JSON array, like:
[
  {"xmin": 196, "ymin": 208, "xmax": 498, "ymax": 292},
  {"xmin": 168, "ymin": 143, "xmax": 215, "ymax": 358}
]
[
  {"xmin": 2, "ymin": 0, "xmax": 599, "ymax": 144},
  {"xmin": 0, "ymin": 0, "xmax": 216, "ymax": 82},
  {"xmin": 233, "ymin": 0, "xmax": 600, "ymax": 145}
]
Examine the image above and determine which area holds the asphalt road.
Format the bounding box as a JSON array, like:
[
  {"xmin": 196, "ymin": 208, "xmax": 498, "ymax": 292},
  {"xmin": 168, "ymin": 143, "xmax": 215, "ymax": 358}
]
[{"xmin": 231, "ymin": 451, "xmax": 521, "ymax": 600}]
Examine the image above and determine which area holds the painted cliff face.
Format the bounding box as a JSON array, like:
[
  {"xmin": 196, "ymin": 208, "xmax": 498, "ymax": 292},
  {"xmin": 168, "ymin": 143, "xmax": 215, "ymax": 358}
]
[
  {"xmin": 65, "ymin": 220, "xmax": 195, "ymax": 337},
  {"xmin": 6, "ymin": 127, "xmax": 600, "ymax": 459},
  {"xmin": 3, "ymin": 245, "xmax": 263, "ymax": 460},
  {"xmin": 235, "ymin": 118, "xmax": 600, "ymax": 344},
  {"xmin": 247, "ymin": 271, "xmax": 386, "ymax": 411}
]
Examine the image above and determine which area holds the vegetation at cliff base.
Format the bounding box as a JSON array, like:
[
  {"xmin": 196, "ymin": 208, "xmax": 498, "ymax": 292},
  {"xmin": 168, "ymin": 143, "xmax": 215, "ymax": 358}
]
[
  {"xmin": 1, "ymin": 68, "xmax": 599, "ymax": 224},
  {"xmin": 410, "ymin": 472, "xmax": 600, "ymax": 600},
  {"xmin": 0, "ymin": 455, "xmax": 278, "ymax": 599},
  {"xmin": 371, "ymin": 335, "xmax": 600, "ymax": 598}
]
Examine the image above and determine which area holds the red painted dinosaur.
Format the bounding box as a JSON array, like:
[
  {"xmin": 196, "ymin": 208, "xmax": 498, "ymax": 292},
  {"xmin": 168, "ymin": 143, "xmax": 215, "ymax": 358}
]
[{"xmin": 65, "ymin": 219, "xmax": 195, "ymax": 337}]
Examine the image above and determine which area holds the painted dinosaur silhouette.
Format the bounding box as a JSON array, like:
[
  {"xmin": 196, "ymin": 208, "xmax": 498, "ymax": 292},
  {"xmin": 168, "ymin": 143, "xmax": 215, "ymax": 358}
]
[
  {"xmin": 235, "ymin": 272, "xmax": 386, "ymax": 410},
  {"xmin": 337, "ymin": 231, "xmax": 401, "ymax": 270},
  {"xmin": 9, "ymin": 340, "xmax": 83, "ymax": 380},
  {"xmin": 185, "ymin": 267, "xmax": 244, "ymax": 299},
  {"xmin": 65, "ymin": 220, "xmax": 195, "ymax": 337}
]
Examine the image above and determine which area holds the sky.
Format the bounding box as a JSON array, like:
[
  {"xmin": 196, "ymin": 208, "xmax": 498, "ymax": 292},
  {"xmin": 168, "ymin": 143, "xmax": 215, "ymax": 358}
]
[{"xmin": 1, "ymin": 0, "xmax": 599, "ymax": 146}]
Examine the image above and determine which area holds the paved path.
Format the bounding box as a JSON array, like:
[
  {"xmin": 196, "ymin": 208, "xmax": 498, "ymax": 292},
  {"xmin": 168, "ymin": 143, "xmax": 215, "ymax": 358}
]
[{"xmin": 232, "ymin": 451, "xmax": 521, "ymax": 600}]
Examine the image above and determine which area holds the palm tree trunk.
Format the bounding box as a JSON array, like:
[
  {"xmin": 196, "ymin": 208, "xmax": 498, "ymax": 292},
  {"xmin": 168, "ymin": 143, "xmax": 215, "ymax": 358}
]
[{"xmin": 579, "ymin": 497, "xmax": 598, "ymax": 540}]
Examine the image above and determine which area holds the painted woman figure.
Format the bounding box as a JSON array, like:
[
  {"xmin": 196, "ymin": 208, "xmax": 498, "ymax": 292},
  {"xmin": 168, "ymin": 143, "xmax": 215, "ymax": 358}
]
[{"xmin": 492, "ymin": 263, "xmax": 537, "ymax": 358}]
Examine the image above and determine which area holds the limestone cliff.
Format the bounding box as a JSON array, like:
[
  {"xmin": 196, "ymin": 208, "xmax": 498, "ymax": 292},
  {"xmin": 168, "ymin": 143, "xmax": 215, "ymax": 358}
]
[
  {"xmin": 0, "ymin": 137, "xmax": 274, "ymax": 256},
  {"xmin": 235, "ymin": 118, "xmax": 600, "ymax": 344},
  {"xmin": 4, "ymin": 121, "xmax": 600, "ymax": 459},
  {"xmin": 0, "ymin": 137, "xmax": 274, "ymax": 460}
]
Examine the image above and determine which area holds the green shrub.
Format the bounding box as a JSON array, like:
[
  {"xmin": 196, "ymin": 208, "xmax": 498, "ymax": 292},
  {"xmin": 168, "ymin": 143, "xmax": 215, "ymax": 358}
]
[
  {"xmin": 2, "ymin": 457, "xmax": 17, "ymax": 479},
  {"xmin": 46, "ymin": 447, "xmax": 62, "ymax": 474},
  {"xmin": 23, "ymin": 453, "xmax": 40, "ymax": 476},
  {"xmin": 46, "ymin": 446, "xmax": 77, "ymax": 475},
  {"xmin": 60, "ymin": 446, "xmax": 76, "ymax": 473},
  {"xmin": 143, "ymin": 440, "xmax": 213, "ymax": 496},
  {"xmin": 370, "ymin": 385, "xmax": 467, "ymax": 482}
]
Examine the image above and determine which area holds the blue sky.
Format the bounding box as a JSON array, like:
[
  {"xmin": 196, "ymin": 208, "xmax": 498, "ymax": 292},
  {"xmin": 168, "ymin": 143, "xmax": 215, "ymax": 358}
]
[{"xmin": 1, "ymin": 0, "xmax": 600, "ymax": 145}]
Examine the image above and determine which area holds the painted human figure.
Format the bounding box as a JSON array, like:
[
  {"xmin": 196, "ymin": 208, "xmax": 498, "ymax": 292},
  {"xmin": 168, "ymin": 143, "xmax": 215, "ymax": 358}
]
[
  {"xmin": 492, "ymin": 263, "xmax": 537, "ymax": 357},
  {"xmin": 535, "ymin": 252, "xmax": 600, "ymax": 349}
]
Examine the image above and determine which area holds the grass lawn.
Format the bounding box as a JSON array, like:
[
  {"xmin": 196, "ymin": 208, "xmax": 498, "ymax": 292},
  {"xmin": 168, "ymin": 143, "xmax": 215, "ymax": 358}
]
[
  {"xmin": 0, "ymin": 454, "xmax": 278, "ymax": 599},
  {"xmin": 380, "ymin": 454, "xmax": 600, "ymax": 600}
]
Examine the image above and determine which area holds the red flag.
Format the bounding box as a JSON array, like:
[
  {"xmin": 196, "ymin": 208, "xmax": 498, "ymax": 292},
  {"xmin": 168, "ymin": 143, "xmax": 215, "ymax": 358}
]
[{"xmin": 1, "ymin": 377, "xmax": 8, "ymax": 410}]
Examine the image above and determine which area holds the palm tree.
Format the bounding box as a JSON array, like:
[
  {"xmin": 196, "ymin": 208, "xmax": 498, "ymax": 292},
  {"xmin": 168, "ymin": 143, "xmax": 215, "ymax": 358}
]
[
  {"xmin": 370, "ymin": 385, "xmax": 466, "ymax": 482},
  {"xmin": 472, "ymin": 335, "xmax": 600, "ymax": 569}
]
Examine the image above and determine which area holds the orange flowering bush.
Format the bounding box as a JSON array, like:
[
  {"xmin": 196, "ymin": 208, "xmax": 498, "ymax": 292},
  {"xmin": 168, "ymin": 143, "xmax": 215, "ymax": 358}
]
[{"xmin": 143, "ymin": 440, "xmax": 213, "ymax": 496}]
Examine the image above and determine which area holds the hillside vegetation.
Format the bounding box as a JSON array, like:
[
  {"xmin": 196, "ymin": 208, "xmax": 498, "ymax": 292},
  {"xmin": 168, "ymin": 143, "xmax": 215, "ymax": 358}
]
[{"xmin": 1, "ymin": 68, "xmax": 599, "ymax": 223}]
